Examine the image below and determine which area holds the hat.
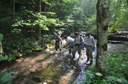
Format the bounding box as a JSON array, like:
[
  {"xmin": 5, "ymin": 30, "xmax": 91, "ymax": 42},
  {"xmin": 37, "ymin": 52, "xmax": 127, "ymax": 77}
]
[{"xmin": 75, "ymin": 32, "xmax": 79, "ymax": 35}]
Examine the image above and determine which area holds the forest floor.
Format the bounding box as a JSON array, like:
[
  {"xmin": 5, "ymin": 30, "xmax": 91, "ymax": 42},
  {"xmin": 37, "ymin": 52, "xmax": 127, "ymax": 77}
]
[{"xmin": 0, "ymin": 47, "xmax": 84, "ymax": 84}]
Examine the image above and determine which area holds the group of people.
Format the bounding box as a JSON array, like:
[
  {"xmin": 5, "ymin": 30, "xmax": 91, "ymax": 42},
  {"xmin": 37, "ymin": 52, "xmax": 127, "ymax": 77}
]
[{"xmin": 53, "ymin": 31, "xmax": 95, "ymax": 66}]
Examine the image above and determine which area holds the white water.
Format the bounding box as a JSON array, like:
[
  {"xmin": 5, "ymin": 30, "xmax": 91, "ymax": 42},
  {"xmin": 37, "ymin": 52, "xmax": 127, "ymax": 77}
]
[{"xmin": 72, "ymin": 47, "xmax": 97, "ymax": 84}]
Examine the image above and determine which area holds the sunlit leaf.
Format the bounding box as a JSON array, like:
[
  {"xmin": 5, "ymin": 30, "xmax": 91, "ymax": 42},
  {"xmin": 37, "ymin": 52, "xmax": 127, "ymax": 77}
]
[
  {"xmin": 95, "ymin": 72, "xmax": 103, "ymax": 77},
  {"xmin": 39, "ymin": 24, "xmax": 49, "ymax": 30}
]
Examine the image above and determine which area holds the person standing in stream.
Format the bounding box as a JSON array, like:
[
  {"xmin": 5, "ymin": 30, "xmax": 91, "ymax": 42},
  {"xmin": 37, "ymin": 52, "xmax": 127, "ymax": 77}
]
[
  {"xmin": 84, "ymin": 32, "xmax": 95, "ymax": 65},
  {"xmin": 72, "ymin": 32, "xmax": 84, "ymax": 62}
]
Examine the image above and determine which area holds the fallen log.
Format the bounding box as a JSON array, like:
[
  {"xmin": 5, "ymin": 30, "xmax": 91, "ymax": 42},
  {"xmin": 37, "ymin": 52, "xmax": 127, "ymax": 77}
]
[
  {"xmin": 108, "ymin": 40, "xmax": 123, "ymax": 44},
  {"xmin": 108, "ymin": 33, "xmax": 128, "ymax": 41},
  {"xmin": 92, "ymin": 31, "xmax": 128, "ymax": 41}
]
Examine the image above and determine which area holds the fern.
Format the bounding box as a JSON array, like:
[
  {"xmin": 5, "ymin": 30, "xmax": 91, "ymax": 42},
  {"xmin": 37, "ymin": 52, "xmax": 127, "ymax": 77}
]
[{"xmin": 0, "ymin": 71, "xmax": 15, "ymax": 84}]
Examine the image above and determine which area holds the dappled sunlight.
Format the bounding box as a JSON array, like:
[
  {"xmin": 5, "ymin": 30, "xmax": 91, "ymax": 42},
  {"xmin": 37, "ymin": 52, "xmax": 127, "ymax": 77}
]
[
  {"xmin": 13, "ymin": 53, "xmax": 48, "ymax": 68},
  {"xmin": 7, "ymin": 48, "xmax": 72, "ymax": 84},
  {"xmin": 3, "ymin": 51, "xmax": 57, "ymax": 83},
  {"xmin": 59, "ymin": 70, "xmax": 75, "ymax": 84}
]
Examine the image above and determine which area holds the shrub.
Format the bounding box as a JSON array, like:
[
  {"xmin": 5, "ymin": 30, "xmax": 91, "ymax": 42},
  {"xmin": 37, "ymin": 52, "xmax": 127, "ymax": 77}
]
[
  {"xmin": 85, "ymin": 52, "xmax": 128, "ymax": 84},
  {"xmin": 0, "ymin": 71, "xmax": 15, "ymax": 84}
]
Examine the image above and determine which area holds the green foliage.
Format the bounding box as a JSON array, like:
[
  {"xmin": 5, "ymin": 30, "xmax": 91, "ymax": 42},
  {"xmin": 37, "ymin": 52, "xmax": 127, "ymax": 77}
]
[
  {"xmin": 2, "ymin": 33, "xmax": 54, "ymax": 62},
  {"xmin": 85, "ymin": 70, "xmax": 95, "ymax": 84},
  {"xmin": 13, "ymin": 11, "xmax": 63, "ymax": 30},
  {"xmin": 11, "ymin": 28, "xmax": 21, "ymax": 34},
  {"xmin": 2, "ymin": 36, "xmax": 41, "ymax": 61},
  {"xmin": 0, "ymin": 55, "xmax": 8, "ymax": 61},
  {"xmin": 68, "ymin": 0, "xmax": 97, "ymax": 31},
  {"xmin": 0, "ymin": 33, "xmax": 3, "ymax": 42},
  {"xmin": 109, "ymin": 0, "xmax": 128, "ymax": 32},
  {"xmin": 85, "ymin": 52, "xmax": 128, "ymax": 84},
  {"xmin": 0, "ymin": 54, "xmax": 20, "ymax": 62},
  {"xmin": 42, "ymin": 35, "xmax": 54, "ymax": 44},
  {"xmin": 104, "ymin": 52, "xmax": 128, "ymax": 77},
  {"xmin": 0, "ymin": 71, "xmax": 15, "ymax": 84},
  {"xmin": 85, "ymin": 14, "xmax": 96, "ymax": 32}
]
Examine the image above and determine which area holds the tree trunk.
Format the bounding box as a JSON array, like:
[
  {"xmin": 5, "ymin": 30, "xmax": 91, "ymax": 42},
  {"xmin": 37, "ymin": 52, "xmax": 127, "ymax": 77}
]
[
  {"xmin": 0, "ymin": 42, "xmax": 3, "ymax": 55},
  {"xmin": 96, "ymin": 0, "xmax": 110, "ymax": 72},
  {"xmin": 38, "ymin": 0, "xmax": 42, "ymax": 40},
  {"xmin": 0, "ymin": 33, "xmax": 3, "ymax": 55},
  {"xmin": 13, "ymin": 0, "xmax": 15, "ymax": 21}
]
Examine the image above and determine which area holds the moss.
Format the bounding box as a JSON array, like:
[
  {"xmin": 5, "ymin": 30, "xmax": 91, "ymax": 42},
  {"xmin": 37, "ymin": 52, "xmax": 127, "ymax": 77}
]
[
  {"xmin": 102, "ymin": 43, "xmax": 107, "ymax": 51},
  {"xmin": 103, "ymin": 25, "xmax": 108, "ymax": 31}
]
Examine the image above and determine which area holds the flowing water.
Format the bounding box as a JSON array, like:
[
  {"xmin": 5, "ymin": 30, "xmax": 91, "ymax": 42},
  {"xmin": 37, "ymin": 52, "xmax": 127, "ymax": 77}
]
[{"xmin": 72, "ymin": 41, "xmax": 128, "ymax": 84}]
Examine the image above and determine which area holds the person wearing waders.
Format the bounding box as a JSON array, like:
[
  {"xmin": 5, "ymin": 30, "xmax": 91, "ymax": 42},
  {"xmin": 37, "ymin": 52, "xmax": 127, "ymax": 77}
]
[
  {"xmin": 53, "ymin": 32, "xmax": 62, "ymax": 52},
  {"xmin": 84, "ymin": 33, "xmax": 95, "ymax": 65},
  {"xmin": 72, "ymin": 32, "xmax": 84, "ymax": 65}
]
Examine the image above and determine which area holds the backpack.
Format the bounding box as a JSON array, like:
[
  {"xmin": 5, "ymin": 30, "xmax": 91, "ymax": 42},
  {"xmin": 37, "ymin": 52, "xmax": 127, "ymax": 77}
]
[
  {"xmin": 75, "ymin": 35, "xmax": 83, "ymax": 44},
  {"xmin": 55, "ymin": 35, "xmax": 62, "ymax": 42}
]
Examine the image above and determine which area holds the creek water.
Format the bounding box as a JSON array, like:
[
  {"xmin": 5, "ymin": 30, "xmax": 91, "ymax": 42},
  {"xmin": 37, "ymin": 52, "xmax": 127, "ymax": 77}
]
[{"xmin": 72, "ymin": 42, "xmax": 128, "ymax": 84}]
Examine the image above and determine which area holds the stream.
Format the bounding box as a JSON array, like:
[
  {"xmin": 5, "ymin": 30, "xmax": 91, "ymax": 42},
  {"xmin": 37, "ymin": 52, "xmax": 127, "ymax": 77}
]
[{"xmin": 72, "ymin": 41, "xmax": 128, "ymax": 84}]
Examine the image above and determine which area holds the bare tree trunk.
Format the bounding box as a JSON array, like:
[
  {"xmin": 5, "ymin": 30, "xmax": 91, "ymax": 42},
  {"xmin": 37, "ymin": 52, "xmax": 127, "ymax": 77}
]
[
  {"xmin": 38, "ymin": 0, "xmax": 42, "ymax": 40},
  {"xmin": 0, "ymin": 42, "xmax": 3, "ymax": 55},
  {"xmin": 0, "ymin": 33, "xmax": 3, "ymax": 55},
  {"xmin": 13, "ymin": 0, "xmax": 15, "ymax": 21},
  {"xmin": 96, "ymin": 0, "xmax": 110, "ymax": 72}
]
